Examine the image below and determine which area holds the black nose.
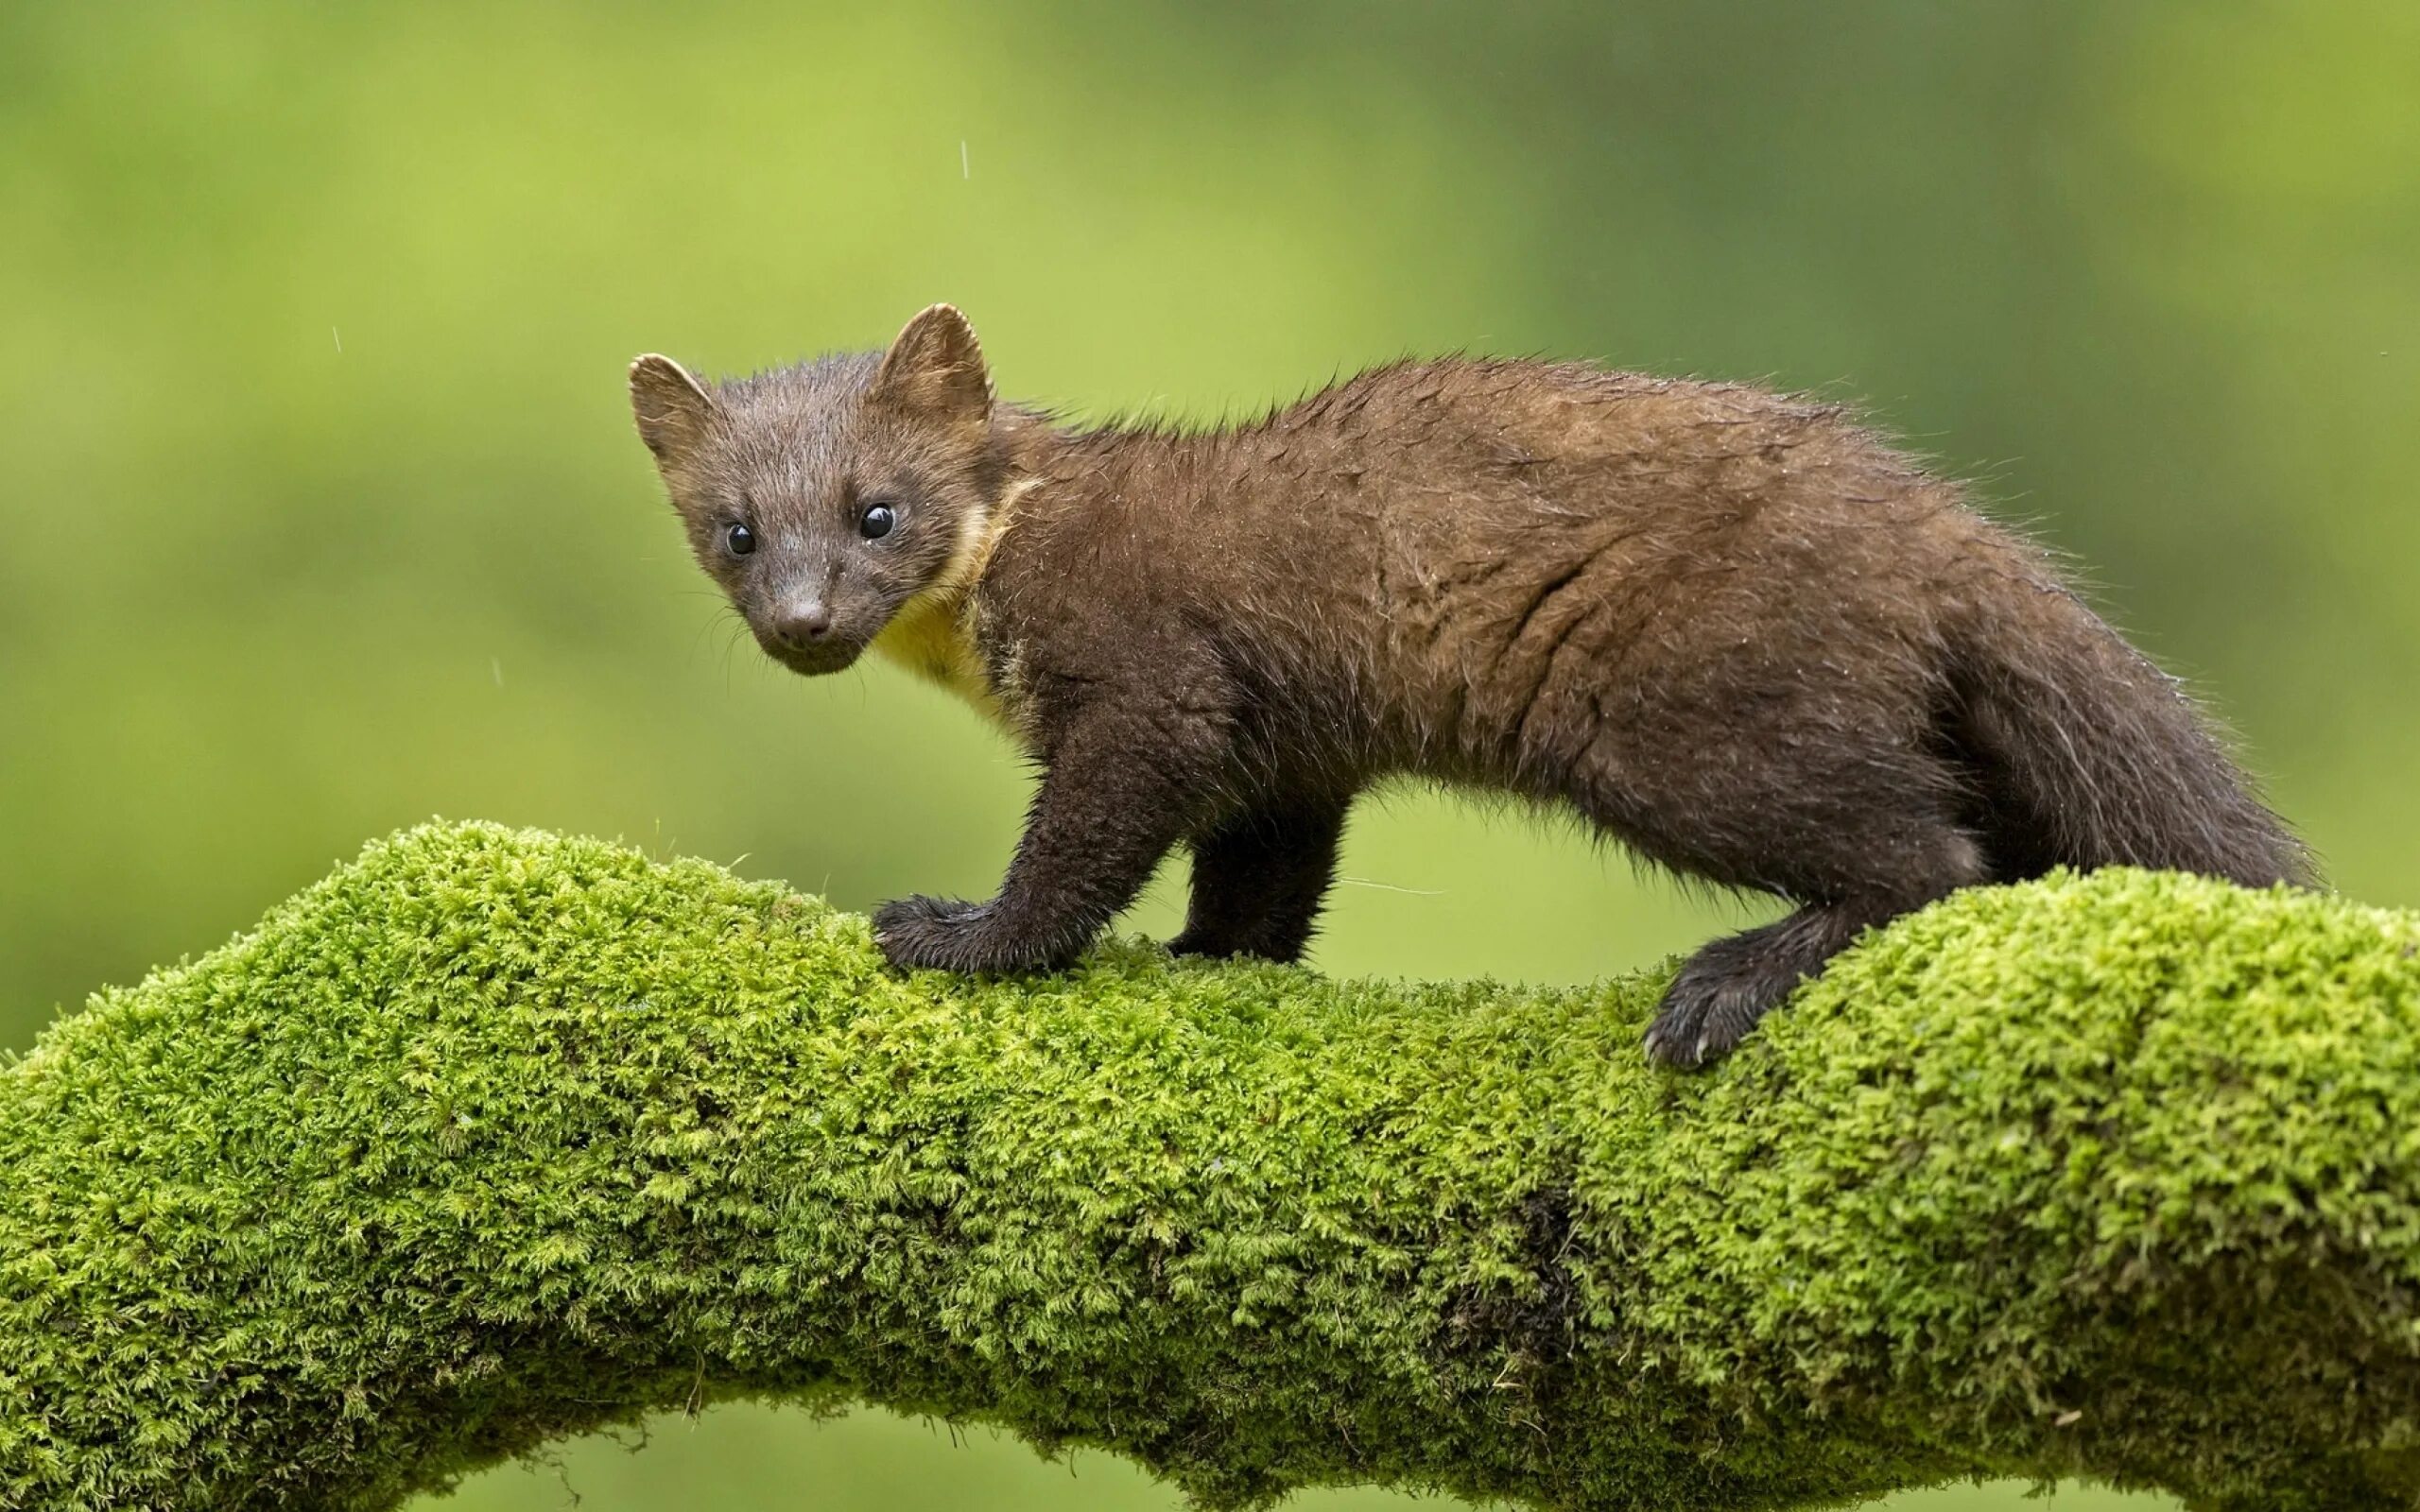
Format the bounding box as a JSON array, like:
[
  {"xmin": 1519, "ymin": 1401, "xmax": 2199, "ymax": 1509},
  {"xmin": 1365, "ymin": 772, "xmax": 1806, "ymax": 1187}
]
[{"xmin": 774, "ymin": 603, "xmax": 833, "ymax": 644}]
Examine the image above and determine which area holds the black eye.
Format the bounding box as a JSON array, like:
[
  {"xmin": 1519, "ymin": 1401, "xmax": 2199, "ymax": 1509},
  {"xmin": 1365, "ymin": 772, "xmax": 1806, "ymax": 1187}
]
[
  {"xmin": 724, "ymin": 522, "xmax": 756, "ymax": 557},
  {"xmin": 858, "ymin": 503, "xmax": 897, "ymax": 541}
]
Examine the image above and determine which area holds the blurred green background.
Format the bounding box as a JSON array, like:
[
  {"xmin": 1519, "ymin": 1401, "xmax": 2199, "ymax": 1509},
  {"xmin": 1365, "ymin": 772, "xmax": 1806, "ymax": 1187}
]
[{"xmin": 4, "ymin": 1, "xmax": 2413, "ymax": 1507}]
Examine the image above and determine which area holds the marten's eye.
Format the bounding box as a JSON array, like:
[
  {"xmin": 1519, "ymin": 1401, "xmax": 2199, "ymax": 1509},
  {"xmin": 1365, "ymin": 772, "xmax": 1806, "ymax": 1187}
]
[
  {"xmin": 724, "ymin": 522, "xmax": 756, "ymax": 557},
  {"xmin": 857, "ymin": 503, "xmax": 898, "ymax": 541}
]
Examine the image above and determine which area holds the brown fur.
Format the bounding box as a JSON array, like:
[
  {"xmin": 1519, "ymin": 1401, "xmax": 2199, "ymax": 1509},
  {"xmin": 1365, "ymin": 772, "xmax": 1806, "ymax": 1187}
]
[{"xmin": 632, "ymin": 306, "xmax": 2314, "ymax": 1067}]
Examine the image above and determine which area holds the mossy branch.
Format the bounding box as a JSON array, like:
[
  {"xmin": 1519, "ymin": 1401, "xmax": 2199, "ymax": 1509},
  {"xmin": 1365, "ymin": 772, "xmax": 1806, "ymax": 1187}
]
[{"xmin": 6, "ymin": 824, "xmax": 2420, "ymax": 1511}]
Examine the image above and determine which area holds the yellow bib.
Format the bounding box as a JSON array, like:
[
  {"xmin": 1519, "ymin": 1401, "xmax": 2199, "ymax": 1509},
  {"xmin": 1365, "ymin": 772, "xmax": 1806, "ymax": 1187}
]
[{"xmin": 870, "ymin": 587, "xmax": 1008, "ymax": 729}]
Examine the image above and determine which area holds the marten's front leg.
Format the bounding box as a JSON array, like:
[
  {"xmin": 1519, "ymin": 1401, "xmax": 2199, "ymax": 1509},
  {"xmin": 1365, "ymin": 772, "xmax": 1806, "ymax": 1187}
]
[
  {"xmin": 1167, "ymin": 798, "xmax": 1351, "ymax": 963},
  {"xmin": 873, "ymin": 686, "xmax": 1228, "ymax": 974}
]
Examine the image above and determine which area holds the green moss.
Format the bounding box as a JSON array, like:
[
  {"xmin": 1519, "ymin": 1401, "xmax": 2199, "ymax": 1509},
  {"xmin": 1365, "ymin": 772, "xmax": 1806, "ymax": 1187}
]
[{"xmin": 5, "ymin": 823, "xmax": 2420, "ymax": 1510}]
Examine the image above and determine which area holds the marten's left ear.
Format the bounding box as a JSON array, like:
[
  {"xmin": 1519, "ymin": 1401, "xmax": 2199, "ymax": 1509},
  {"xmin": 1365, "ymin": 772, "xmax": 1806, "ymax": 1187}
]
[{"xmin": 871, "ymin": 304, "xmax": 991, "ymax": 426}]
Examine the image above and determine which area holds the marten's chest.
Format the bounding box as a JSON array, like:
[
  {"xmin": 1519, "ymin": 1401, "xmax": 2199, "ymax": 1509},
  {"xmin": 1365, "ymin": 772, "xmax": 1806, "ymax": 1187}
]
[{"xmin": 870, "ymin": 589, "xmax": 1012, "ymax": 732}]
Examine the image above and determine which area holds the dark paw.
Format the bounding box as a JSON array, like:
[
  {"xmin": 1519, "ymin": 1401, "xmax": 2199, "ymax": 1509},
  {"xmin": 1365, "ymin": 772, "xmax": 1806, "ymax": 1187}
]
[
  {"xmin": 1642, "ymin": 946, "xmax": 1807, "ymax": 1070},
  {"xmin": 1164, "ymin": 928, "xmax": 1243, "ymax": 960},
  {"xmin": 871, "ymin": 894, "xmax": 998, "ymax": 972},
  {"xmin": 872, "ymin": 895, "xmax": 1090, "ymax": 974},
  {"xmin": 1164, "ymin": 929, "xmax": 1312, "ymax": 964}
]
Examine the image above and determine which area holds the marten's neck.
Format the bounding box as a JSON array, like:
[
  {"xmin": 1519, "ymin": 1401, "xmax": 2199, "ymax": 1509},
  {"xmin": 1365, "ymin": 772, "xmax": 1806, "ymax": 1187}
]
[
  {"xmin": 867, "ymin": 402, "xmax": 1228, "ymax": 727},
  {"xmin": 864, "ymin": 408, "xmax": 1056, "ymax": 727}
]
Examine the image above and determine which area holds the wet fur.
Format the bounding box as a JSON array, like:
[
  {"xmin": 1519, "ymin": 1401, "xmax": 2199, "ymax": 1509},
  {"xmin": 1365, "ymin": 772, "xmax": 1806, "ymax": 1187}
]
[{"xmin": 633, "ymin": 307, "xmax": 2314, "ymax": 1068}]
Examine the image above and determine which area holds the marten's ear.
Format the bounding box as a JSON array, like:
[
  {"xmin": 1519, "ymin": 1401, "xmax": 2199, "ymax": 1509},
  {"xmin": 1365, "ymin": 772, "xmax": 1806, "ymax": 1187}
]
[
  {"xmin": 870, "ymin": 304, "xmax": 991, "ymax": 426},
  {"xmin": 629, "ymin": 354, "xmax": 717, "ymax": 461}
]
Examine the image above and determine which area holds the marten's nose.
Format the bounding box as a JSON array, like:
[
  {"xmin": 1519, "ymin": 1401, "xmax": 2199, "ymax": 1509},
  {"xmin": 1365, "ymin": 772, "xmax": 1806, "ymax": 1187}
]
[{"xmin": 772, "ymin": 601, "xmax": 833, "ymax": 644}]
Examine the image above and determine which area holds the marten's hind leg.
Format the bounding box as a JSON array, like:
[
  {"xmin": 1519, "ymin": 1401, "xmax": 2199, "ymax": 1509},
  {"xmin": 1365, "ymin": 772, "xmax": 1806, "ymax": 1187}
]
[
  {"xmin": 1560, "ymin": 710, "xmax": 1987, "ymax": 1068},
  {"xmin": 1167, "ymin": 797, "xmax": 1351, "ymax": 963},
  {"xmin": 1640, "ymin": 822, "xmax": 1986, "ymax": 1068}
]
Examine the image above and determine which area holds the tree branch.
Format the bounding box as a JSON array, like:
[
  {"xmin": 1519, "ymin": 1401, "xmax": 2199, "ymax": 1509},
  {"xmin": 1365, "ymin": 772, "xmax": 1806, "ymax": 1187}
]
[{"xmin": 5, "ymin": 822, "xmax": 2418, "ymax": 1510}]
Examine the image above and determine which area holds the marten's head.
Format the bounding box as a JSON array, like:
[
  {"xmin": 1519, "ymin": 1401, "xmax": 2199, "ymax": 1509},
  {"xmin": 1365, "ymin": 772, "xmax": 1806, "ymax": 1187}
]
[{"xmin": 630, "ymin": 304, "xmax": 1008, "ymax": 677}]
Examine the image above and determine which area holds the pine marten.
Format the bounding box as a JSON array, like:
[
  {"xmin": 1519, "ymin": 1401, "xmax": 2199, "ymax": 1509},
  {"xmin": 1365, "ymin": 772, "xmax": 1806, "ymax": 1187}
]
[{"xmin": 630, "ymin": 305, "xmax": 2312, "ymax": 1067}]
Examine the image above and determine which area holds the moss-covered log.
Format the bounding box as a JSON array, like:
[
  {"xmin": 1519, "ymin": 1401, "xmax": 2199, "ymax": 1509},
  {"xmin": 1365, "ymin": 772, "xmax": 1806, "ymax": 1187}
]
[{"xmin": 6, "ymin": 823, "xmax": 2420, "ymax": 1510}]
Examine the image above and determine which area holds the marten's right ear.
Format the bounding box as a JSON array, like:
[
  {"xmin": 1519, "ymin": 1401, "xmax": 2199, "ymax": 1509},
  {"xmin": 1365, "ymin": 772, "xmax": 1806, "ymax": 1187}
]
[{"xmin": 629, "ymin": 354, "xmax": 716, "ymax": 461}]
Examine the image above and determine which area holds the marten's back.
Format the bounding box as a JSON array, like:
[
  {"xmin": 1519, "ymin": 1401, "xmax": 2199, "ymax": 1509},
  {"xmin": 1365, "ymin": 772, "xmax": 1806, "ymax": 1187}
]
[{"xmin": 996, "ymin": 359, "xmax": 2026, "ymax": 790}]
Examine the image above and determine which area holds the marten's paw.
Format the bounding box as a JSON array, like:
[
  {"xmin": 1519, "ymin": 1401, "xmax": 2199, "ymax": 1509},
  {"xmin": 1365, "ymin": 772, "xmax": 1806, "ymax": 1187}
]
[
  {"xmin": 872, "ymin": 894, "xmax": 1006, "ymax": 973},
  {"xmin": 1643, "ymin": 932, "xmax": 1813, "ymax": 1069},
  {"xmin": 873, "ymin": 894, "xmax": 1092, "ymax": 975},
  {"xmin": 1163, "ymin": 928, "xmax": 1246, "ymax": 960}
]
